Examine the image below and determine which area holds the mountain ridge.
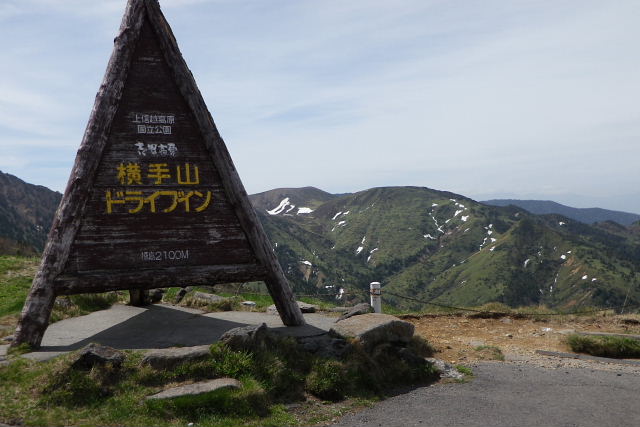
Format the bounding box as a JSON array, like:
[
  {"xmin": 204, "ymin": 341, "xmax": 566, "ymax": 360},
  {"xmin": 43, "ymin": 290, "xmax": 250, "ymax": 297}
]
[
  {"xmin": 482, "ymin": 199, "xmax": 640, "ymax": 226},
  {"xmin": 0, "ymin": 170, "xmax": 62, "ymax": 255},
  {"xmin": 1, "ymin": 174, "xmax": 637, "ymax": 311},
  {"xmin": 256, "ymin": 186, "xmax": 639, "ymax": 311}
]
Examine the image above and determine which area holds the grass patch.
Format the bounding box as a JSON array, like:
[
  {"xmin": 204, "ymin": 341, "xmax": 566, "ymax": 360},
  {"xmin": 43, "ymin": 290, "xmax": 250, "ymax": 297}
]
[
  {"xmin": 0, "ymin": 256, "xmax": 120, "ymax": 338},
  {"xmin": 0, "ymin": 256, "xmax": 38, "ymax": 318},
  {"xmin": 566, "ymin": 334, "xmax": 640, "ymax": 359},
  {"xmin": 0, "ymin": 332, "xmax": 440, "ymax": 426},
  {"xmin": 473, "ymin": 345, "xmax": 505, "ymax": 361},
  {"xmin": 455, "ymin": 365, "xmax": 473, "ymax": 376}
]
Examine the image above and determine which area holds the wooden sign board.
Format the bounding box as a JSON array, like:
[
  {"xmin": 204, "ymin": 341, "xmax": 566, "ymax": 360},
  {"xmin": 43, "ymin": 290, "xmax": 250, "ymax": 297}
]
[{"xmin": 13, "ymin": 0, "xmax": 304, "ymax": 348}]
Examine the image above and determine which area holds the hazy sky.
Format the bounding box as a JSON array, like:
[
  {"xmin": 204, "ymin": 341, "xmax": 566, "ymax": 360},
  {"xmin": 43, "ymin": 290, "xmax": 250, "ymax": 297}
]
[{"xmin": 1, "ymin": 0, "xmax": 639, "ymax": 213}]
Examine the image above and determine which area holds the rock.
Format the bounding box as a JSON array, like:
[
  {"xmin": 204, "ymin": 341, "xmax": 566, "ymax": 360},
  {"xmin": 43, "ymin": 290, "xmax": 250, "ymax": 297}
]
[
  {"xmin": 500, "ymin": 317, "xmax": 513, "ymax": 324},
  {"xmin": 146, "ymin": 378, "xmax": 242, "ymax": 400},
  {"xmin": 220, "ymin": 323, "xmax": 269, "ymax": 351},
  {"xmin": 330, "ymin": 313, "xmax": 414, "ymax": 350},
  {"xmin": 326, "ymin": 307, "xmax": 350, "ymax": 313},
  {"xmin": 337, "ymin": 303, "xmax": 372, "ymax": 321},
  {"xmin": 193, "ymin": 292, "xmax": 229, "ymax": 304},
  {"xmin": 267, "ymin": 301, "xmax": 318, "ymax": 314},
  {"xmin": 54, "ymin": 296, "xmax": 74, "ymax": 309},
  {"xmin": 70, "ymin": 343, "xmax": 125, "ymax": 370},
  {"xmin": 241, "ymin": 301, "xmax": 257, "ymax": 307},
  {"xmin": 149, "ymin": 288, "xmax": 164, "ymax": 303},
  {"xmin": 174, "ymin": 287, "xmax": 192, "ymax": 304},
  {"xmin": 505, "ymin": 333, "xmax": 513, "ymax": 338},
  {"xmin": 297, "ymin": 334, "xmax": 350, "ymax": 358},
  {"xmin": 425, "ymin": 358, "xmax": 464, "ymax": 380},
  {"xmin": 142, "ymin": 345, "xmax": 211, "ymax": 370}
]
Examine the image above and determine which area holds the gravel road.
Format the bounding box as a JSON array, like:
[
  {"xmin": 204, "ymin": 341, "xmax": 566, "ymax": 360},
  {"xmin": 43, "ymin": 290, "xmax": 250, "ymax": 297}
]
[{"xmin": 330, "ymin": 361, "xmax": 640, "ymax": 427}]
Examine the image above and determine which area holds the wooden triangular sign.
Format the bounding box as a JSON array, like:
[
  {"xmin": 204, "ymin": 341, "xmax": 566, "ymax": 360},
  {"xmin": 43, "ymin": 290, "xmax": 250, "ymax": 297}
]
[{"xmin": 13, "ymin": 0, "xmax": 304, "ymax": 348}]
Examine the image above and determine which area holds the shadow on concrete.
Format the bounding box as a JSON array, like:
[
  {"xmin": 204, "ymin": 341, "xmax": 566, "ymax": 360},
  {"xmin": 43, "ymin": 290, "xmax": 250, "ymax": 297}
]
[{"xmin": 39, "ymin": 304, "xmax": 249, "ymax": 352}]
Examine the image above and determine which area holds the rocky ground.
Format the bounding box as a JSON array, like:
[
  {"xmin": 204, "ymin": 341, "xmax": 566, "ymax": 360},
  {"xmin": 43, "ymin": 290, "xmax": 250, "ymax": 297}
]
[{"xmin": 408, "ymin": 312, "xmax": 640, "ymax": 374}]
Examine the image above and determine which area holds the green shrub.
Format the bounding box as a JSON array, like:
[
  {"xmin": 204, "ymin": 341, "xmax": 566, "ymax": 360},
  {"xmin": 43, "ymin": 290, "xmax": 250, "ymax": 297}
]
[
  {"xmin": 40, "ymin": 362, "xmax": 122, "ymax": 407},
  {"xmin": 474, "ymin": 345, "xmax": 505, "ymax": 361},
  {"xmin": 136, "ymin": 344, "xmax": 254, "ymax": 386},
  {"xmin": 566, "ymin": 334, "xmax": 640, "ymax": 358},
  {"xmin": 305, "ymin": 359, "xmax": 349, "ymax": 401},
  {"xmin": 250, "ymin": 337, "xmax": 310, "ymax": 401},
  {"xmin": 408, "ymin": 335, "xmax": 436, "ymax": 358},
  {"xmin": 455, "ymin": 365, "xmax": 473, "ymax": 376}
]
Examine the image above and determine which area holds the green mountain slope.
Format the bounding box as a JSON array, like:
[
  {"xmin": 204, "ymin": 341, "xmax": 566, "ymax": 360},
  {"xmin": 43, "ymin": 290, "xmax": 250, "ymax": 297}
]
[
  {"xmin": 0, "ymin": 171, "xmax": 62, "ymax": 255},
  {"xmin": 256, "ymin": 187, "xmax": 640, "ymax": 311}
]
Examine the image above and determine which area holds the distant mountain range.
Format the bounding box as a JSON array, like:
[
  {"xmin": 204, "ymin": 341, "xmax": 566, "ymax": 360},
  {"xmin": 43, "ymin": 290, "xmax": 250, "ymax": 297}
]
[
  {"xmin": 482, "ymin": 199, "xmax": 640, "ymax": 226},
  {"xmin": 251, "ymin": 187, "xmax": 640, "ymax": 311},
  {"xmin": 1, "ymin": 172, "xmax": 638, "ymax": 311},
  {"xmin": 0, "ymin": 171, "xmax": 61, "ymax": 255}
]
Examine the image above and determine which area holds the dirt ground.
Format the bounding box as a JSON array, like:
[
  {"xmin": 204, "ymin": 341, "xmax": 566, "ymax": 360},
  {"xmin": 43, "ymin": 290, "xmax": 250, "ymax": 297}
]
[{"xmin": 408, "ymin": 312, "xmax": 640, "ymax": 366}]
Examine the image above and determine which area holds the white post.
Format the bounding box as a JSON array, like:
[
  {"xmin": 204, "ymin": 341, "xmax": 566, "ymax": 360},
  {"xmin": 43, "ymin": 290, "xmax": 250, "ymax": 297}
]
[{"xmin": 370, "ymin": 282, "xmax": 382, "ymax": 313}]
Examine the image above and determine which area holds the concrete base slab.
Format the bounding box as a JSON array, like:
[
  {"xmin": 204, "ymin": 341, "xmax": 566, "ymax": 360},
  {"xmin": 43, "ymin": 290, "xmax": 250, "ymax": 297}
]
[{"xmin": 21, "ymin": 303, "xmax": 335, "ymax": 362}]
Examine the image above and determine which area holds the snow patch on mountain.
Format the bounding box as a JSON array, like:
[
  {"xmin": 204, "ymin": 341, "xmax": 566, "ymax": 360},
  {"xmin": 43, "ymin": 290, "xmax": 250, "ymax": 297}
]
[
  {"xmin": 267, "ymin": 198, "xmax": 293, "ymax": 215},
  {"xmin": 297, "ymin": 207, "xmax": 313, "ymax": 214}
]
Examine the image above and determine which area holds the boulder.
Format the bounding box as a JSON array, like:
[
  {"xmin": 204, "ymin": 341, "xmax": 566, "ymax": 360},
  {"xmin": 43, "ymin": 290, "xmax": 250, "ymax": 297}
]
[
  {"xmin": 330, "ymin": 313, "xmax": 414, "ymax": 350},
  {"xmin": 219, "ymin": 323, "xmax": 269, "ymax": 351},
  {"xmin": 193, "ymin": 292, "xmax": 229, "ymax": 304},
  {"xmin": 326, "ymin": 307, "xmax": 350, "ymax": 313},
  {"xmin": 149, "ymin": 288, "xmax": 165, "ymax": 303},
  {"xmin": 54, "ymin": 296, "xmax": 74, "ymax": 310},
  {"xmin": 267, "ymin": 301, "xmax": 318, "ymax": 314},
  {"xmin": 297, "ymin": 334, "xmax": 351, "ymax": 359},
  {"xmin": 425, "ymin": 358, "xmax": 464, "ymax": 380},
  {"xmin": 146, "ymin": 378, "xmax": 242, "ymax": 400},
  {"xmin": 174, "ymin": 287, "xmax": 192, "ymax": 304},
  {"xmin": 70, "ymin": 343, "xmax": 125, "ymax": 370},
  {"xmin": 142, "ymin": 345, "xmax": 211, "ymax": 370},
  {"xmin": 337, "ymin": 303, "xmax": 372, "ymax": 321}
]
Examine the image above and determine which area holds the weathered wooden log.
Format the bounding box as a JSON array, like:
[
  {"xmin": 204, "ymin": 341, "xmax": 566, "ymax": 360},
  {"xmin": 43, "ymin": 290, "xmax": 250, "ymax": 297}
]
[
  {"xmin": 144, "ymin": 0, "xmax": 304, "ymax": 326},
  {"xmin": 12, "ymin": 0, "xmax": 147, "ymax": 349}
]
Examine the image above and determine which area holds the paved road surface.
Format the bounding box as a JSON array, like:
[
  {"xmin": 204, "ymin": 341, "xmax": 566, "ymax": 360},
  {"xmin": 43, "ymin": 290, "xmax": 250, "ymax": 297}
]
[
  {"xmin": 331, "ymin": 362, "xmax": 640, "ymax": 427},
  {"xmin": 0, "ymin": 303, "xmax": 335, "ymax": 362}
]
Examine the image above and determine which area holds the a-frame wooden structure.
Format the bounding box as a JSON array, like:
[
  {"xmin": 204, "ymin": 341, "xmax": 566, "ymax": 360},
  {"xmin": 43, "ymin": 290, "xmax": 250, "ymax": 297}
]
[{"xmin": 13, "ymin": 0, "xmax": 304, "ymax": 348}]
